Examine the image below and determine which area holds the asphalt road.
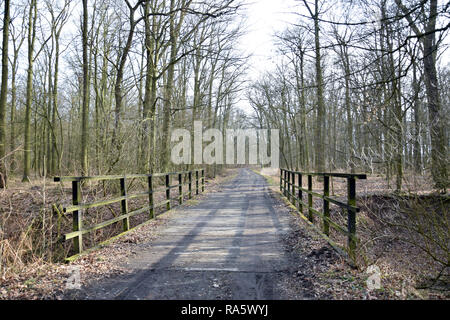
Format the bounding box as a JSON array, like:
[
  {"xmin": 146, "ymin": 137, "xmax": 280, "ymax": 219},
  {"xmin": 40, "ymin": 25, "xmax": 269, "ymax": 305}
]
[{"xmin": 76, "ymin": 168, "xmax": 300, "ymax": 299}]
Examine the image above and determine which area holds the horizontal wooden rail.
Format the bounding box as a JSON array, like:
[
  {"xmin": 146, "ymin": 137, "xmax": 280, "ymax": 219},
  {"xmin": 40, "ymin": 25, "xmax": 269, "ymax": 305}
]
[
  {"xmin": 54, "ymin": 169, "xmax": 205, "ymax": 259},
  {"xmin": 291, "ymin": 185, "xmax": 360, "ymax": 212},
  {"xmin": 284, "ymin": 171, "xmax": 367, "ymax": 179},
  {"xmin": 280, "ymin": 168, "xmax": 366, "ymax": 259},
  {"xmin": 54, "ymin": 171, "xmax": 194, "ymax": 183}
]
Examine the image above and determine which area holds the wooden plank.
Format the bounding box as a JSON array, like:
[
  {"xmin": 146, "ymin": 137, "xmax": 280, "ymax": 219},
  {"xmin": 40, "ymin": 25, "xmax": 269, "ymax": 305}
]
[
  {"xmin": 64, "ymin": 190, "xmax": 156, "ymax": 213},
  {"xmin": 55, "ymin": 174, "xmax": 145, "ymax": 182},
  {"xmin": 297, "ymin": 172, "xmax": 302, "ymax": 213},
  {"xmin": 201, "ymin": 169, "xmax": 205, "ymax": 192},
  {"xmin": 166, "ymin": 174, "xmax": 171, "ymax": 210},
  {"xmin": 294, "ymin": 186, "xmax": 360, "ymax": 212},
  {"xmin": 188, "ymin": 171, "xmax": 192, "ymax": 199},
  {"xmin": 308, "ymin": 175, "xmax": 313, "ymax": 222},
  {"xmin": 72, "ymin": 180, "xmax": 82, "ymax": 254},
  {"xmin": 196, "ymin": 170, "xmax": 199, "ymax": 195},
  {"xmin": 120, "ymin": 177, "xmax": 129, "ymax": 232},
  {"xmin": 64, "ymin": 196, "xmax": 127, "ymax": 213},
  {"xmin": 148, "ymin": 176, "xmax": 154, "ymax": 219},
  {"xmin": 291, "ymin": 171, "xmax": 296, "ymax": 206},
  {"xmin": 127, "ymin": 191, "xmax": 153, "ymax": 199},
  {"xmin": 178, "ymin": 173, "xmax": 183, "ymax": 204},
  {"xmin": 65, "ymin": 205, "xmax": 152, "ymax": 240},
  {"xmin": 54, "ymin": 170, "xmax": 196, "ymax": 183},
  {"xmin": 280, "ymin": 169, "xmax": 367, "ymax": 179},
  {"xmin": 347, "ymin": 177, "xmax": 357, "ymax": 259},
  {"xmin": 279, "ymin": 168, "xmax": 283, "ymax": 192},
  {"xmin": 323, "ymin": 176, "xmax": 330, "ymax": 236}
]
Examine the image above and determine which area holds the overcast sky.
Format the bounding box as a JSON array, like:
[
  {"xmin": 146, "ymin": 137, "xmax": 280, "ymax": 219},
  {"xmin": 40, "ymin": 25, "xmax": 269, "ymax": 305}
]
[
  {"xmin": 236, "ymin": 0, "xmax": 300, "ymax": 113},
  {"xmin": 239, "ymin": 0, "xmax": 299, "ymax": 79}
]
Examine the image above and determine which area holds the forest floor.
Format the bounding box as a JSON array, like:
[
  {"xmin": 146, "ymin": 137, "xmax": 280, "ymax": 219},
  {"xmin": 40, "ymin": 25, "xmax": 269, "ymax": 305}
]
[{"xmin": 0, "ymin": 167, "xmax": 448, "ymax": 299}]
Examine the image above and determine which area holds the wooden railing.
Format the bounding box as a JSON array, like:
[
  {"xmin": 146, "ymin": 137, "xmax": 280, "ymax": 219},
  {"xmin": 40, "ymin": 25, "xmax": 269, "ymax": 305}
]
[
  {"xmin": 279, "ymin": 168, "xmax": 366, "ymax": 258},
  {"xmin": 54, "ymin": 169, "xmax": 205, "ymax": 259}
]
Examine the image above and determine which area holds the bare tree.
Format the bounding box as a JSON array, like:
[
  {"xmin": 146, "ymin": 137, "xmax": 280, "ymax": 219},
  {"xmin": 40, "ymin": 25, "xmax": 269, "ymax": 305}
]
[
  {"xmin": 395, "ymin": 0, "xmax": 448, "ymax": 191},
  {"xmin": 0, "ymin": 0, "xmax": 10, "ymax": 188}
]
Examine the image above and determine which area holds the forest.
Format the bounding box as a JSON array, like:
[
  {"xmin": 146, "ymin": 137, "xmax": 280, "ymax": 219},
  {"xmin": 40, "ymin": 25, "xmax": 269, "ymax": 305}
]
[
  {"xmin": 0, "ymin": 0, "xmax": 448, "ymax": 300},
  {"xmin": 0, "ymin": 0, "xmax": 448, "ymax": 191}
]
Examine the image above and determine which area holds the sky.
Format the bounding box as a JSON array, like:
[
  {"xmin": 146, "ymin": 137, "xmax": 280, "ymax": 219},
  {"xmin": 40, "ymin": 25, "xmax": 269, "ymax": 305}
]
[
  {"xmin": 235, "ymin": 0, "xmax": 300, "ymax": 113},
  {"xmin": 239, "ymin": 0, "xmax": 299, "ymax": 79}
]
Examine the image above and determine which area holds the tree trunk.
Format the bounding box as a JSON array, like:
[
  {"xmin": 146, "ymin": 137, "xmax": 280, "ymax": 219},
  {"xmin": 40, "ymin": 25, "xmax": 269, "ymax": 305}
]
[
  {"xmin": 0, "ymin": 0, "xmax": 9, "ymax": 188},
  {"xmin": 395, "ymin": 0, "xmax": 447, "ymax": 190},
  {"xmin": 81, "ymin": 0, "xmax": 90, "ymax": 175},
  {"xmin": 23, "ymin": 0, "xmax": 37, "ymax": 182}
]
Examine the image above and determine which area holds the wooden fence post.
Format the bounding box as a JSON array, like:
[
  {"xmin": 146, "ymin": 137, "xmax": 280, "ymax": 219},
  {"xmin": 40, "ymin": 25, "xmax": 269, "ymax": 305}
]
[
  {"xmin": 287, "ymin": 171, "xmax": 289, "ymax": 197},
  {"xmin": 120, "ymin": 177, "xmax": 130, "ymax": 232},
  {"xmin": 297, "ymin": 173, "xmax": 302, "ymax": 213},
  {"xmin": 166, "ymin": 174, "xmax": 171, "ymax": 210},
  {"xmin": 148, "ymin": 175, "xmax": 154, "ymax": 219},
  {"xmin": 178, "ymin": 173, "xmax": 183, "ymax": 204},
  {"xmin": 72, "ymin": 180, "xmax": 82, "ymax": 254},
  {"xmin": 280, "ymin": 168, "xmax": 283, "ymax": 192},
  {"xmin": 290, "ymin": 171, "xmax": 293, "ymax": 200},
  {"xmin": 284, "ymin": 171, "xmax": 288, "ymax": 198},
  {"xmin": 286, "ymin": 170, "xmax": 290, "ymax": 200},
  {"xmin": 196, "ymin": 170, "xmax": 199, "ymax": 195},
  {"xmin": 347, "ymin": 177, "xmax": 356, "ymax": 258},
  {"xmin": 201, "ymin": 169, "xmax": 205, "ymax": 192},
  {"xmin": 280, "ymin": 169, "xmax": 284, "ymax": 194},
  {"xmin": 188, "ymin": 171, "xmax": 192, "ymax": 199},
  {"xmin": 308, "ymin": 175, "xmax": 313, "ymax": 222},
  {"xmin": 323, "ymin": 175, "xmax": 330, "ymax": 236},
  {"xmin": 291, "ymin": 171, "xmax": 296, "ymax": 207}
]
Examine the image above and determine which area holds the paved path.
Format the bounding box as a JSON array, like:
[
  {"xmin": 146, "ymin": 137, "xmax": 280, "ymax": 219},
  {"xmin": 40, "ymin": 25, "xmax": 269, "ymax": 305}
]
[{"xmin": 78, "ymin": 168, "xmax": 299, "ymax": 299}]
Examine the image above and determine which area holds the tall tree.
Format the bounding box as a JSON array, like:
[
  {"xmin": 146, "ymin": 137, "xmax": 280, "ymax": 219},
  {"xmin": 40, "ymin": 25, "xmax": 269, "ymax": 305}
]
[
  {"xmin": 81, "ymin": 0, "xmax": 90, "ymax": 175},
  {"xmin": 395, "ymin": 0, "xmax": 448, "ymax": 191},
  {"xmin": 9, "ymin": 8, "xmax": 25, "ymax": 174},
  {"xmin": 46, "ymin": 0, "xmax": 70, "ymax": 175},
  {"xmin": 111, "ymin": 0, "xmax": 144, "ymax": 159},
  {"xmin": 302, "ymin": 0, "xmax": 325, "ymax": 173},
  {"xmin": 22, "ymin": 0, "xmax": 37, "ymax": 182},
  {"xmin": 0, "ymin": 0, "xmax": 10, "ymax": 188}
]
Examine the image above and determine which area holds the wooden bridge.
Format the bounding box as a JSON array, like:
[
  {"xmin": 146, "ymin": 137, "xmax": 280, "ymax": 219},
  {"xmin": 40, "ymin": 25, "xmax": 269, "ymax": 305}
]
[{"xmin": 54, "ymin": 168, "xmax": 367, "ymax": 299}]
